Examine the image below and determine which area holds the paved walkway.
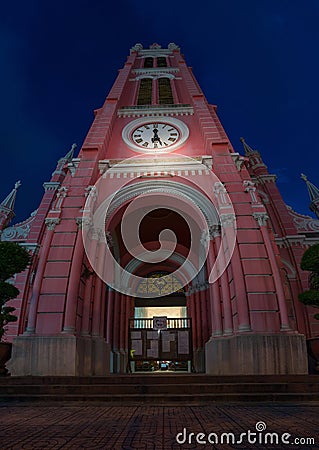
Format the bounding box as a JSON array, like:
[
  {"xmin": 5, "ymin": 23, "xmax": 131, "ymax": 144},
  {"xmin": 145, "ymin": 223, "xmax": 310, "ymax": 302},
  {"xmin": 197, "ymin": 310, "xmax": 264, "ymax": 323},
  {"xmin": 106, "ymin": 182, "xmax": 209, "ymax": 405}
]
[{"xmin": 0, "ymin": 403, "xmax": 318, "ymax": 449}]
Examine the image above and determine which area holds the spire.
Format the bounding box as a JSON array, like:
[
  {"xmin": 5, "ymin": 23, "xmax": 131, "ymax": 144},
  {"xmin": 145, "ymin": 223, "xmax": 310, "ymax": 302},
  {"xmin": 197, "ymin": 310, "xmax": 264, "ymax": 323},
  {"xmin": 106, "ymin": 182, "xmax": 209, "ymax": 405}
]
[
  {"xmin": 0, "ymin": 181, "xmax": 21, "ymax": 232},
  {"xmin": 301, "ymin": 174, "xmax": 319, "ymax": 202},
  {"xmin": 59, "ymin": 143, "xmax": 77, "ymax": 163},
  {"xmin": 240, "ymin": 137, "xmax": 256, "ymax": 155},
  {"xmin": 301, "ymin": 174, "xmax": 319, "ymax": 218},
  {"xmin": 0, "ymin": 181, "xmax": 21, "ymax": 211},
  {"xmin": 52, "ymin": 143, "xmax": 77, "ymax": 179}
]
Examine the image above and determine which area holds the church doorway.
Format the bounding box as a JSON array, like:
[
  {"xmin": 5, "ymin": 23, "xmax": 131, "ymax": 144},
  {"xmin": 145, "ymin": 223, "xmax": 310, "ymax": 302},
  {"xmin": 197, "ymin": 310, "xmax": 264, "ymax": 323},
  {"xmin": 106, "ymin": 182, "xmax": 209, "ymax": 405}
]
[{"xmin": 128, "ymin": 272, "xmax": 193, "ymax": 372}]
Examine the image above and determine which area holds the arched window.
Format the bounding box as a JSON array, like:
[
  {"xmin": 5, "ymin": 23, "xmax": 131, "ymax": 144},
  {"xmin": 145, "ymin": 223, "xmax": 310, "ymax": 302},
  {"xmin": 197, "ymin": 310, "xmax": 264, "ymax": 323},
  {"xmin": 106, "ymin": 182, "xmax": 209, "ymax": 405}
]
[
  {"xmin": 158, "ymin": 77, "xmax": 174, "ymax": 104},
  {"xmin": 137, "ymin": 78, "xmax": 153, "ymax": 105},
  {"xmin": 137, "ymin": 272, "xmax": 184, "ymax": 296},
  {"xmin": 144, "ymin": 57, "xmax": 153, "ymax": 68},
  {"xmin": 157, "ymin": 57, "xmax": 167, "ymax": 67}
]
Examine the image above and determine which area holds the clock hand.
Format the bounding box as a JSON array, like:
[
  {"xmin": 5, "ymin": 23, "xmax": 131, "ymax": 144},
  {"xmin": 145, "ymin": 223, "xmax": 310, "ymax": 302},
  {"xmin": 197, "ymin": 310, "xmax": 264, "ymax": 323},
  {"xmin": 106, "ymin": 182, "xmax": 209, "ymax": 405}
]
[{"xmin": 151, "ymin": 128, "xmax": 163, "ymax": 146}]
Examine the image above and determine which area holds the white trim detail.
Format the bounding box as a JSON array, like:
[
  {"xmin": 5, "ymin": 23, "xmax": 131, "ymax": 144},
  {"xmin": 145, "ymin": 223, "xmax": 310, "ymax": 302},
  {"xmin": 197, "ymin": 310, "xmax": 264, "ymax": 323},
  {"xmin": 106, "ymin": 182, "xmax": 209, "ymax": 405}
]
[
  {"xmin": 117, "ymin": 105, "xmax": 194, "ymax": 118},
  {"xmin": 105, "ymin": 179, "xmax": 219, "ymax": 228}
]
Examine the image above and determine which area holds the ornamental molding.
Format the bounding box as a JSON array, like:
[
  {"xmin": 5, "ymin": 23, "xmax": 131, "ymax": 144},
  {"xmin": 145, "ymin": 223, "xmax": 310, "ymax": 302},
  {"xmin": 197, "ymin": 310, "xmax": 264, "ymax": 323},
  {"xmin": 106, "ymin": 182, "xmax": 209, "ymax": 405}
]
[
  {"xmin": 43, "ymin": 182, "xmax": 60, "ymax": 192},
  {"xmin": 135, "ymin": 50, "xmax": 175, "ymax": 57},
  {"xmin": 117, "ymin": 104, "xmax": 194, "ymax": 118},
  {"xmin": 281, "ymin": 258, "xmax": 297, "ymax": 280},
  {"xmin": 0, "ymin": 210, "xmax": 37, "ymax": 242},
  {"xmin": 67, "ymin": 158, "xmax": 81, "ymax": 177},
  {"xmin": 230, "ymin": 153, "xmax": 246, "ymax": 171},
  {"xmin": 104, "ymin": 179, "xmax": 219, "ymax": 229},
  {"xmin": 132, "ymin": 67, "xmax": 179, "ymax": 76},
  {"xmin": 286, "ymin": 205, "xmax": 319, "ymax": 233},
  {"xmin": 253, "ymin": 174, "xmax": 277, "ymax": 185},
  {"xmin": 257, "ymin": 189, "xmax": 270, "ymax": 204},
  {"xmin": 98, "ymin": 157, "xmax": 212, "ymax": 178},
  {"xmin": 19, "ymin": 242, "xmax": 40, "ymax": 255},
  {"xmin": 243, "ymin": 180, "xmax": 259, "ymax": 204},
  {"xmin": 275, "ymin": 235, "xmax": 307, "ymax": 248}
]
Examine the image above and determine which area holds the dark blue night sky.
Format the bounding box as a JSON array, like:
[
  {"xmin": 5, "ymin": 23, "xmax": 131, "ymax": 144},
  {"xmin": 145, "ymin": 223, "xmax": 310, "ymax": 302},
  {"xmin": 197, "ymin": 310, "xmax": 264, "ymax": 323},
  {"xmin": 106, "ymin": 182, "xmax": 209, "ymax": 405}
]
[{"xmin": 1, "ymin": 0, "xmax": 319, "ymax": 223}]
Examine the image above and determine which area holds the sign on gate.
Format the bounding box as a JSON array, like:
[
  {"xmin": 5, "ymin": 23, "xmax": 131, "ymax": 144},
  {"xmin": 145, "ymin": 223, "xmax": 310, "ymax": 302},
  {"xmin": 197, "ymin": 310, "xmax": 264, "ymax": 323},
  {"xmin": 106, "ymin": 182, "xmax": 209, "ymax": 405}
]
[{"xmin": 153, "ymin": 316, "xmax": 167, "ymax": 330}]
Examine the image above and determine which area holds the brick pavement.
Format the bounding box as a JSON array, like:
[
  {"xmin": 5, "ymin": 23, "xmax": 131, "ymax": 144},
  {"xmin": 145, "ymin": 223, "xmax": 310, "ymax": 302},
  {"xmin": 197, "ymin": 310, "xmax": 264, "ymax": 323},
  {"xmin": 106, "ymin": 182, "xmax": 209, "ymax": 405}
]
[{"xmin": 0, "ymin": 403, "xmax": 318, "ymax": 450}]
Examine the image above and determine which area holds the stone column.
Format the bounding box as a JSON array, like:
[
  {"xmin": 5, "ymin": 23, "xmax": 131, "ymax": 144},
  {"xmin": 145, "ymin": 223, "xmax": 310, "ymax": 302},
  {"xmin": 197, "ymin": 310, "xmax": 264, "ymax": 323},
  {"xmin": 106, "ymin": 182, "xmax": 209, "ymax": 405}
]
[
  {"xmin": 25, "ymin": 217, "xmax": 60, "ymax": 334},
  {"xmin": 206, "ymin": 226, "xmax": 223, "ymax": 336},
  {"xmin": 222, "ymin": 214, "xmax": 251, "ymax": 332},
  {"xmin": 253, "ymin": 212, "xmax": 290, "ymax": 331},
  {"xmin": 62, "ymin": 217, "xmax": 88, "ymax": 333},
  {"xmin": 81, "ymin": 228, "xmax": 99, "ymax": 336},
  {"xmin": 213, "ymin": 228, "xmax": 233, "ymax": 335},
  {"xmin": 106, "ymin": 288, "xmax": 115, "ymax": 345}
]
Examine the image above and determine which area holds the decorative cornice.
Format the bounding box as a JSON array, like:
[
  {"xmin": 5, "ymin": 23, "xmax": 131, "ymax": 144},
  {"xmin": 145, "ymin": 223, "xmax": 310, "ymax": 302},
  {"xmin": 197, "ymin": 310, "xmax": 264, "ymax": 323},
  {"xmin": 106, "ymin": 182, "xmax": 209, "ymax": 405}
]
[
  {"xmin": 253, "ymin": 174, "xmax": 277, "ymax": 185},
  {"xmin": 19, "ymin": 242, "xmax": 40, "ymax": 255},
  {"xmin": 132, "ymin": 67, "xmax": 179, "ymax": 76},
  {"xmin": 98, "ymin": 156, "xmax": 211, "ymax": 177},
  {"xmin": 230, "ymin": 153, "xmax": 246, "ymax": 171},
  {"xmin": 0, "ymin": 210, "xmax": 37, "ymax": 242},
  {"xmin": 67, "ymin": 158, "xmax": 81, "ymax": 177},
  {"xmin": 43, "ymin": 182, "xmax": 60, "ymax": 192},
  {"xmin": 286, "ymin": 205, "xmax": 319, "ymax": 233},
  {"xmin": 275, "ymin": 235, "xmax": 307, "ymax": 248},
  {"xmin": 117, "ymin": 104, "xmax": 193, "ymax": 118}
]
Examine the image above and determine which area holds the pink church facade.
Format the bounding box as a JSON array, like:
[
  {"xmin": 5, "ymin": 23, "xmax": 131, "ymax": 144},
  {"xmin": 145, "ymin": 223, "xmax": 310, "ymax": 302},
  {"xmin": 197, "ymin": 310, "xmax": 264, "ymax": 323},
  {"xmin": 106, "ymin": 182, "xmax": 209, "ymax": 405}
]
[{"xmin": 1, "ymin": 43, "xmax": 319, "ymax": 376}]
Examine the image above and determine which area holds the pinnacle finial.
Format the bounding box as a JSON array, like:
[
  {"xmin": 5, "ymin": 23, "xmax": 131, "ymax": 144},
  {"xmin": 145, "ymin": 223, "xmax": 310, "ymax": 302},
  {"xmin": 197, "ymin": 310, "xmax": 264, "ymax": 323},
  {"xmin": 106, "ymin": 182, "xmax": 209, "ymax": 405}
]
[
  {"xmin": 240, "ymin": 137, "xmax": 256, "ymax": 155},
  {"xmin": 0, "ymin": 180, "xmax": 21, "ymax": 212},
  {"xmin": 60, "ymin": 143, "xmax": 77, "ymax": 163},
  {"xmin": 301, "ymin": 173, "xmax": 319, "ymax": 203}
]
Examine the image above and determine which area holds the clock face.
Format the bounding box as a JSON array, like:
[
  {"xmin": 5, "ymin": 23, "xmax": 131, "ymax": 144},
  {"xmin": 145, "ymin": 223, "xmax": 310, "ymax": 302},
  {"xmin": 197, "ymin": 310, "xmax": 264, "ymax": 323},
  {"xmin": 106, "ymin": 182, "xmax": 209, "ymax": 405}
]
[
  {"xmin": 132, "ymin": 123, "xmax": 180, "ymax": 149},
  {"xmin": 122, "ymin": 117, "xmax": 189, "ymax": 153}
]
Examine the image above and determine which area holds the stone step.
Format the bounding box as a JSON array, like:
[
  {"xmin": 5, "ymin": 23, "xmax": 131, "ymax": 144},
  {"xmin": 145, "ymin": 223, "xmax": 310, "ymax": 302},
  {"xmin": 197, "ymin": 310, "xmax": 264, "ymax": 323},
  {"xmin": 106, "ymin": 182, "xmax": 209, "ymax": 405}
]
[
  {"xmin": 0, "ymin": 375, "xmax": 318, "ymax": 403},
  {"xmin": 1, "ymin": 374, "xmax": 318, "ymax": 385},
  {"xmin": 1, "ymin": 392, "xmax": 319, "ymax": 404},
  {"xmin": 1, "ymin": 382, "xmax": 319, "ymax": 396}
]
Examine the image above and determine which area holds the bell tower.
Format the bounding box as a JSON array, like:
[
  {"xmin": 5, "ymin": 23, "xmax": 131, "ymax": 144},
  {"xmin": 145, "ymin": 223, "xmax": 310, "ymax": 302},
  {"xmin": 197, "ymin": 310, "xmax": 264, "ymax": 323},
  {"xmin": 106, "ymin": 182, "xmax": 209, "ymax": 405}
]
[{"xmin": 7, "ymin": 43, "xmax": 311, "ymax": 376}]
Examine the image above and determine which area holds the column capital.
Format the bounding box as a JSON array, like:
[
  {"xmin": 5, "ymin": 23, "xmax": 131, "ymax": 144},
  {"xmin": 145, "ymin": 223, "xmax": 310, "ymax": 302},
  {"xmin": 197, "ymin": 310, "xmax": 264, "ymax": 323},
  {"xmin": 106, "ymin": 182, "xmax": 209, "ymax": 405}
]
[
  {"xmin": 44, "ymin": 217, "xmax": 60, "ymax": 230},
  {"xmin": 76, "ymin": 216, "xmax": 92, "ymax": 229},
  {"xmin": 105, "ymin": 230, "xmax": 114, "ymax": 248},
  {"xmin": 253, "ymin": 212, "xmax": 269, "ymax": 227},
  {"xmin": 220, "ymin": 213, "xmax": 236, "ymax": 228}
]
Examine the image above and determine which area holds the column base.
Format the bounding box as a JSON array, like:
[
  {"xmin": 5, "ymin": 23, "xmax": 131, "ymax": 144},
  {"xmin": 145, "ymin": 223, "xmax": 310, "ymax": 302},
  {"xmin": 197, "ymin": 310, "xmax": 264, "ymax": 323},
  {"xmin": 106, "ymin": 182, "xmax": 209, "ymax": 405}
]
[
  {"xmin": 205, "ymin": 333, "xmax": 308, "ymax": 375},
  {"xmin": 193, "ymin": 348, "xmax": 205, "ymax": 373},
  {"xmin": 111, "ymin": 350, "xmax": 128, "ymax": 373},
  {"xmin": 8, "ymin": 335, "xmax": 111, "ymax": 376}
]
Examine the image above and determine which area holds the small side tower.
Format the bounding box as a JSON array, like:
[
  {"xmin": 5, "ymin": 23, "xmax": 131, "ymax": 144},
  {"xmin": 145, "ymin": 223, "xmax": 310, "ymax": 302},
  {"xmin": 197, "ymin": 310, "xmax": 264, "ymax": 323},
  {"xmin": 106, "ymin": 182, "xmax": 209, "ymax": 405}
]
[
  {"xmin": 301, "ymin": 174, "xmax": 319, "ymax": 219},
  {"xmin": 0, "ymin": 181, "xmax": 21, "ymax": 233}
]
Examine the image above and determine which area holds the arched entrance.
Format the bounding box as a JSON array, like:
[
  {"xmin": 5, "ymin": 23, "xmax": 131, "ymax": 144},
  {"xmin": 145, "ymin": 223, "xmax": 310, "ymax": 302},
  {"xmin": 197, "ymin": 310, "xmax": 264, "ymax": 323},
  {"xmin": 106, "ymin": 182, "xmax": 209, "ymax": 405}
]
[
  {"xmin": 129, "ymin": 271, "xmax": 192, "ymax": 372},
  {"xmin": 102, "ymin": 179, "xmax": 219, "ymax": 374}
]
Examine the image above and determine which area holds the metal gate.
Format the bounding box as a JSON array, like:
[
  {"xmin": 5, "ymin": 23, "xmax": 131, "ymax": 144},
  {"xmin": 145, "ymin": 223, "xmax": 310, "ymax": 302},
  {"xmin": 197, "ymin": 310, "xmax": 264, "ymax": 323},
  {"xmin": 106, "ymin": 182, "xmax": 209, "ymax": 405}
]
[{"xmin": 128, "ymin": 317, "xmax": 192, "ymax": 370}]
